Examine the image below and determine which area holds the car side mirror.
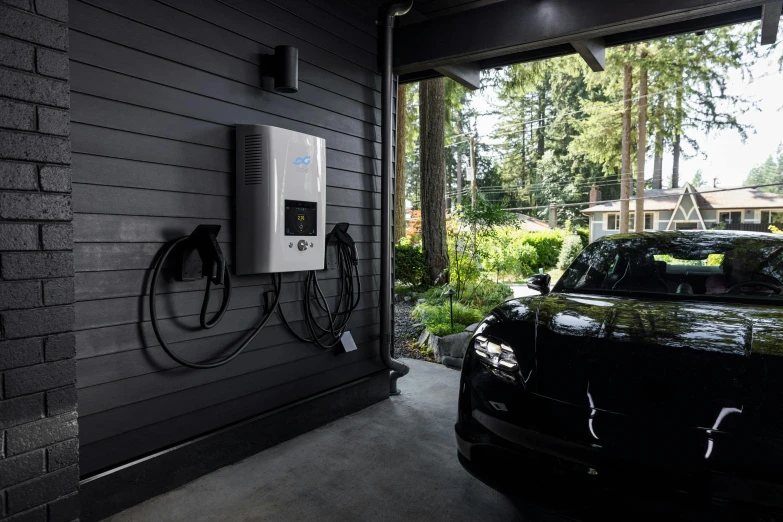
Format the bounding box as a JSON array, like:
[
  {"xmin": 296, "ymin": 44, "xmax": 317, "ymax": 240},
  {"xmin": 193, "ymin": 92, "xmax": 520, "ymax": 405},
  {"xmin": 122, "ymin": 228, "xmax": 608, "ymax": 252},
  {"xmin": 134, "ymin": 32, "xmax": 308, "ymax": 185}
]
[{"xmin": 527, "ymin": 273, "xmax": 551, "ymax": 295}]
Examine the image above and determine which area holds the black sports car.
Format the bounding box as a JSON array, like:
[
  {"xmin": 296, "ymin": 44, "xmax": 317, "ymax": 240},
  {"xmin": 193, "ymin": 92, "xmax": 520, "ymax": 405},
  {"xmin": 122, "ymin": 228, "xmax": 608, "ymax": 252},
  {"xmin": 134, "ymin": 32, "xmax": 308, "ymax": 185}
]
[{"xmin": 456, "ymin": 231, "xmax": 783, "ymax": 518}]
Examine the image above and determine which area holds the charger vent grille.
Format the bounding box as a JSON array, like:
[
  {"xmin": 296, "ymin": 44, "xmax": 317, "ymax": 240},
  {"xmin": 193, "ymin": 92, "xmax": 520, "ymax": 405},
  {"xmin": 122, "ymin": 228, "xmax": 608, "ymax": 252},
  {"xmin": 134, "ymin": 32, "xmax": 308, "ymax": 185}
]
[{"xmin": 244, "ymin": 134, "xmax": 264, "ymax": 186}]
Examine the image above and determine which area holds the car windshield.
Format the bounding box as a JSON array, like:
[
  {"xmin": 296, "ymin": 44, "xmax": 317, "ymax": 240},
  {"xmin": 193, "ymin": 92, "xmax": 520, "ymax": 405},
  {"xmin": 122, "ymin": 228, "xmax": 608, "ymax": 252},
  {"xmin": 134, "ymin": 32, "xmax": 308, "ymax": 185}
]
[{"xmin": 556, "ymin": 232, "xmax": 783, "ymax": 302}]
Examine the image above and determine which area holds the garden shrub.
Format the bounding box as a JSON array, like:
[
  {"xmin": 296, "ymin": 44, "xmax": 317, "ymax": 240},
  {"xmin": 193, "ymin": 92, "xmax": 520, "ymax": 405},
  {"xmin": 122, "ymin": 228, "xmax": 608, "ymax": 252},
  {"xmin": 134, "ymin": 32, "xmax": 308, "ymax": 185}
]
[
  {"xmin": 522, "ymin": 229, "xmax": 565, "ymax": 270},
  {"xmin": 447, "ymin": 198, "xmax": 519, "ymax": 300},
  {"xmin": 461, "ymin": 279, "xmax": 514, "ymax": 313},
  {"xmin": 395, "ymin": 244, "xmax": 427, "ymax": 287},
  {"xmin": 419, "ymin": 286, "xmax": 448, "ymax": 305},
  {"xmin": 484, "ymin": 228, "xmax": 565, "ymax": 273},
  {"xmin": 575, "ymin": 227, "xmax": 589, "ymax": 247},
  {"xmin": 421, "ymin": 279, "xmax": 512, "ymax": 314},
  {"xmin": 483, "ymin": 228, "xmax": 540, "ymax": 279},
  {"xmin": 515, "ymin": 243, "xmax": 539, "ymax": 276},
  {"xmin": 557, "ymin": 234, "xmax": 584, "ymax": 270},
  {"xmin": 412, "ymin": 301, "xmax": 485, "ymax": 336}
]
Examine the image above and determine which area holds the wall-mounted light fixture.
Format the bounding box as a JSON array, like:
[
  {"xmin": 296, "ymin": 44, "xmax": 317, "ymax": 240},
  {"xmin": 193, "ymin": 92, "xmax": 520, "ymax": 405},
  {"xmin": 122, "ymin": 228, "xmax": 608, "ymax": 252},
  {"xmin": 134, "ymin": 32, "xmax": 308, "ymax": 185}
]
[{"xmin": 265, "ymin": 45, "xmax": 298, "ymax": 93}]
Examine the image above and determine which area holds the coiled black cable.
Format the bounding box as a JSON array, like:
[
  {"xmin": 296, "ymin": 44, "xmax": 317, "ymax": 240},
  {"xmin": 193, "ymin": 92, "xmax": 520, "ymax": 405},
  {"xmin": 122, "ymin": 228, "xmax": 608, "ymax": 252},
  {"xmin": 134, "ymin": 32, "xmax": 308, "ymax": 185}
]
[
  {"xmin": 275, "ymin": 232, "xmax": 361, "ymax": 349},
  {"xmin": 149, "ymin": 236, "xmax": 281, "ymax": 369}
]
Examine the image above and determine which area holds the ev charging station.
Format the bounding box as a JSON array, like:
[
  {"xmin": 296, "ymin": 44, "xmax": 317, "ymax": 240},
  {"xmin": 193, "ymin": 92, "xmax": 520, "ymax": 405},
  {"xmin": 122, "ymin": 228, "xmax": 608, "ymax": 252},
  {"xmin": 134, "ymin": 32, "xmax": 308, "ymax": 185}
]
[
  {"xmin": 235, "ymin": 125, "xmax": 327, "ymax": 275},
  {"xmin": 148, "ymin": 125, "xmax": 360, "ymax": 369}
]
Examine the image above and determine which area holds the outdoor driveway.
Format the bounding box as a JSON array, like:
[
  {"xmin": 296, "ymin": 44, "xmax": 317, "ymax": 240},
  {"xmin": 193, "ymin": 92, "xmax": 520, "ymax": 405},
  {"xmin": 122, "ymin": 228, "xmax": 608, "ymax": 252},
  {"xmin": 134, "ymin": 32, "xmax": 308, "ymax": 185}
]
[{"xmin": 105, "ymin": 359, "xmax": 543, "ymax": 522}]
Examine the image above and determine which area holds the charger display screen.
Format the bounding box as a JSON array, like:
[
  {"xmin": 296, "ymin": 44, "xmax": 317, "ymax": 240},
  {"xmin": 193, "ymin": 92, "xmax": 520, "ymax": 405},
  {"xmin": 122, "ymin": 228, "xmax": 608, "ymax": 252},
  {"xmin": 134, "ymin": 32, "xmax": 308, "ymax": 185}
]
[{"xmin": 284, "ymin": 200, "xmax": 317, "ymax": 236}]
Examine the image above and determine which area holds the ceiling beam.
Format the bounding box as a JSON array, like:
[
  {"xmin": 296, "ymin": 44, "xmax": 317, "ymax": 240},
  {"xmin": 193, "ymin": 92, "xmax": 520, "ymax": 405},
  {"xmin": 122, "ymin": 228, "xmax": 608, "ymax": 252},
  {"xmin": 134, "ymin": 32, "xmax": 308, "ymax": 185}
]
[
  {"xmin": 760, "ymin": 1, "xmax": 783, "ymax": 44},
  {"xmin": 571, "ymin": 38, "xmax": 606, "ymax": 72},
  {"xmin": 399, "ymin": 7, "xmax": 760, "ymax": 84},
  {"xmin": 434, "ymin": 63, "xmax": 481, "ymax": 89},
  {"xmin": 394, "ymin": 0, "xmax": 769, "ymax": 75}
]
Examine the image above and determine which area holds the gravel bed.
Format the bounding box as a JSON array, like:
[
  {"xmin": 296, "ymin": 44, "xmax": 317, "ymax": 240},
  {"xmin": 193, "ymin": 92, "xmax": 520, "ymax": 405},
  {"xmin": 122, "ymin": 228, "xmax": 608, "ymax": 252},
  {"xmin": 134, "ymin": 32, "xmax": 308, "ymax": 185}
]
[{"xmin": 393, "ymin": 300, "xmax": 433, "ymax": 361}]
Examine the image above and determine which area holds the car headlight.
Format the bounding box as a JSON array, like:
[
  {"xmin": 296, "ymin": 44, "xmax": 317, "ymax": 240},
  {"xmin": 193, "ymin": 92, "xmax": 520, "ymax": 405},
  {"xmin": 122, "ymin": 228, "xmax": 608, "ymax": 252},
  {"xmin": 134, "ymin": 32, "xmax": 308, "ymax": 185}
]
[{"xmin": 473, "ymin": 335, "xmax": 517, "ymax": 371}]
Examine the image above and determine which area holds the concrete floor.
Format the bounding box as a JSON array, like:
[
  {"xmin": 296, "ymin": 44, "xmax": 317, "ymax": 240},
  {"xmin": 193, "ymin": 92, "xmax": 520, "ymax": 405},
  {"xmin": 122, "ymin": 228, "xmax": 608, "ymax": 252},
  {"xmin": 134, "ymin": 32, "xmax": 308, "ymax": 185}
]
[{"xmin": 105, "ymin": 359, "xmax": 532, "ymax": 522}]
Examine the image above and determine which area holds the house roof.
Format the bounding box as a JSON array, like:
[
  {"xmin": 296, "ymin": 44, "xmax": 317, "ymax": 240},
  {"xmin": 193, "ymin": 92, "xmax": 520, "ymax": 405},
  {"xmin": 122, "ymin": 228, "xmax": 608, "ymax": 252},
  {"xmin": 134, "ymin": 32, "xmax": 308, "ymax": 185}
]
[
  {"xmin": 582, "ymin": 185, "xmax": 783, "ymax": 214},
  {"xmin": 515, "ymin": 213, "xmax": 551, "ymax": 232}
]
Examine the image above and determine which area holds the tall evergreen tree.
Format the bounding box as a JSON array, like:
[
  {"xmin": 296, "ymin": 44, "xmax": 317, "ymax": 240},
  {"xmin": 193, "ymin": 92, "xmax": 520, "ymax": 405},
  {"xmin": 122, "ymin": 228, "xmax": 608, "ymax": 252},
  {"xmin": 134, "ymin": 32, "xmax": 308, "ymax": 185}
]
[
  {"xmin": 636, "ymin": 45, "xmax": 649, "ymax": 232},
  {"xmin": 745, "ymin": 144, "xmax": 783, "ymax": 193},
  {"xmin": 620, "ymin": 49, "xmax": 633, "ymax": 233},
  {"xmin": 395, "ymin": 83, "xmax": 407, "ymax": 243},
  {"xmin": 419, "ymin": 78, "xmax": 448, "ymax": 284}
]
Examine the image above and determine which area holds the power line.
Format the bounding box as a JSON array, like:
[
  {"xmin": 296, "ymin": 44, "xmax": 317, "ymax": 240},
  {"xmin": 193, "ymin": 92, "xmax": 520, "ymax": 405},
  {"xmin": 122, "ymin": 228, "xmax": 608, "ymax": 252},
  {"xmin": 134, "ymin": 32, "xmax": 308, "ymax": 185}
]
[
  {"xmin": 409, "ymin": 177, "xmax": 634, "ymax": 205},
  {"xmin": 502, "ymin": 182, "xmax": 783, "ymax": 212}
]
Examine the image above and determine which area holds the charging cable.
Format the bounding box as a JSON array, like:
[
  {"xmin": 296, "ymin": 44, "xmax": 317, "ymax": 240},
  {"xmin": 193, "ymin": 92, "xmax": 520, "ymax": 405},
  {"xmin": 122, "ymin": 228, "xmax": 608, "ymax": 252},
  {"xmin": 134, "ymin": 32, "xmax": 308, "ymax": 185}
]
[
  {"xmin": 275, "ymin": 223, "xmax": 361, "ymax": 349},
  {"xmin": 149, "ymin": 236, "xmax": 281, "ymax": 369}
]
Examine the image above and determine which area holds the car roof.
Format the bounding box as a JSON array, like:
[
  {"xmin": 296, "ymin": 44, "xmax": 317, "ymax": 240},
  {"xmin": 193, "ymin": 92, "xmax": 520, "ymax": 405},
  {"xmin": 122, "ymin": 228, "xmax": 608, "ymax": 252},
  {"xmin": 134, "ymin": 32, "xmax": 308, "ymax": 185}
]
[{"xmin": 595, "ymin": 230, "xmax": 783, "ymax": 243}]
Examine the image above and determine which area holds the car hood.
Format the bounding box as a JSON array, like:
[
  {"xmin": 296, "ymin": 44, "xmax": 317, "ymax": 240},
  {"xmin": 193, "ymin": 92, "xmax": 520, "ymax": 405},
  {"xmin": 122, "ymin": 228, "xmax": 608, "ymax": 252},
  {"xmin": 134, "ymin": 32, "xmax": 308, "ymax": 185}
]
[{"xmin": 498, "ymin": 292, "xmax": 783, "ymax": 435}]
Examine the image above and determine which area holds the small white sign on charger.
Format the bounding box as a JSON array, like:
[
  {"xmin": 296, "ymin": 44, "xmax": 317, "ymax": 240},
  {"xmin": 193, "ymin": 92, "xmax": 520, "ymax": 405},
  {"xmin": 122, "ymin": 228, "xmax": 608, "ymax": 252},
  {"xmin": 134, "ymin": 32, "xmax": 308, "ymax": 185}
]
[{"xmin": 337, "ymin": 330, "xmax": 358, "ymax": 354}]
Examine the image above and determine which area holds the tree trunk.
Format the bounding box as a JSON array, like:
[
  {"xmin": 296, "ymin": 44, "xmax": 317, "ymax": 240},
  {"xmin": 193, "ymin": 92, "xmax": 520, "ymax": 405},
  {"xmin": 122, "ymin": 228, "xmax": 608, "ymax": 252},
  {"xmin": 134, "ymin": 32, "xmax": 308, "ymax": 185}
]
[
  {"xmin": 672, "ymin": 70, "xmax": 683, "ymax": 189},
  {"xmin": 536, "ymin": 73, "xmax": 549, "ymax": 159},
  {"xmin": 419, "ymin": 78, "xmax": 449, "ymax": 285},
  {"xmin": 672, "ymin": 134, "xmax": 681, "ymax": 189},
  {"xmin": 635, "ymin": 61, "xmax": 648, "ymax": 233},
  {"xmin": 394, "ymin": 83, "xmax": 407, "ymax": 244},
  {"xmin": 620, "ymin": 50, "xmax": 633, "ymax": 234},
  {"xmin": 652, "ymin": 126, "xmax": 664, "ymax": 190}
]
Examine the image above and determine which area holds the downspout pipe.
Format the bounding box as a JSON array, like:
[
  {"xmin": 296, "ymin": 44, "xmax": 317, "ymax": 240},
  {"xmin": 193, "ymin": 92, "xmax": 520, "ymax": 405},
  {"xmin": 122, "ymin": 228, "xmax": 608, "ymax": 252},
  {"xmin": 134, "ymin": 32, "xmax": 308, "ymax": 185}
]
[{"xmin": 379, "ymin": 0, "xmax": 413, "ymax": 395}]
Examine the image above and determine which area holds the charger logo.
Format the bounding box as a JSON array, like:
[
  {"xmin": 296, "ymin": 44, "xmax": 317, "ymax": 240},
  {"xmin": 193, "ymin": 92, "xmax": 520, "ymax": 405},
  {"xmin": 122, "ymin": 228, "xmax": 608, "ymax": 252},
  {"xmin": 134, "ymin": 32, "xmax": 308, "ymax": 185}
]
[{"xmin": 293, "ymin": 156, "xmax": 311, "ymax": 165}]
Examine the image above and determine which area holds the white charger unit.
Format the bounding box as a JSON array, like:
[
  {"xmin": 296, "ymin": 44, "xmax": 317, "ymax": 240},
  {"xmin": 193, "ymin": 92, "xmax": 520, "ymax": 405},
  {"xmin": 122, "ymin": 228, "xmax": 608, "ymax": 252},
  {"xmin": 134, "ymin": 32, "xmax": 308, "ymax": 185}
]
[{"xmin": 235, "ymin": 125, "xmax": 326, "ymax": 274}]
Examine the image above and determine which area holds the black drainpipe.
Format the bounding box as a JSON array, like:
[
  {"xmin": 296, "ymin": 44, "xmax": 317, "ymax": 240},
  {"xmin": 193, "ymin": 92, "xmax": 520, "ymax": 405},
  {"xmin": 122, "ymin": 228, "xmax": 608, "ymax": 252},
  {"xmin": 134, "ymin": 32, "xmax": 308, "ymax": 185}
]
[{"xmin": 379, "ymin": 0, "xmax": 413, "ymax": 395}]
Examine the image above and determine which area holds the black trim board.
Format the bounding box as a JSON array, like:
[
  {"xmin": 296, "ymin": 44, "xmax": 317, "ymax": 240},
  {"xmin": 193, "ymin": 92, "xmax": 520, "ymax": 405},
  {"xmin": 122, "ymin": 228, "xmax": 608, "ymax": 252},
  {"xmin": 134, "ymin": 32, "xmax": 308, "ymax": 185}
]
[
  {"xmin": 398, "ymin": 6, "xmax": 762, "ymax": 84},
  {"xmin": 79, "ymin": 369, "xmax": 390, "ymax": 522}
]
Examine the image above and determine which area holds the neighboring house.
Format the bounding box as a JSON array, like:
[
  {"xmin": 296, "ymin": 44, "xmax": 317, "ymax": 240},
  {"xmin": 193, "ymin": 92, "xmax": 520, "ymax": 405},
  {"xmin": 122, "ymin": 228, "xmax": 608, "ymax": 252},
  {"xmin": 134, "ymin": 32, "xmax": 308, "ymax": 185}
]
[
  {"xmin": 582, "ymin": 183, "xmax": 783, "ymax": 241},
  {"xmin": 515, "ymin": 213, "xmax": 552, "ymax": 232}
]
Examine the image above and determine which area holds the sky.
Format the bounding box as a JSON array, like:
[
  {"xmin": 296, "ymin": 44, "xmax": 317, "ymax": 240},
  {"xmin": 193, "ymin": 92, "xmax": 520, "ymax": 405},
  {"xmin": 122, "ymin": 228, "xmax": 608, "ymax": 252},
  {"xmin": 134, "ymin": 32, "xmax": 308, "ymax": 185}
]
[{"xmin": 471, "ymin": 45, "xmax": 783, "ymax": 189}]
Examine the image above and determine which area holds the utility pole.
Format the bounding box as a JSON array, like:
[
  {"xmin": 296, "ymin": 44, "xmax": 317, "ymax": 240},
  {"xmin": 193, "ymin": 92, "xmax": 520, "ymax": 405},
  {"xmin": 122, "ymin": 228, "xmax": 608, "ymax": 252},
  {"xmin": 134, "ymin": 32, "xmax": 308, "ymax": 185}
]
[
  {"xmin": 456, "ymin": 151, "xmax": 462, "ymax": 206},
  {"xmin": 470, "ymin": 136, "xmax": 477, "ymax": 206},
  {"xmin": 635, "ymin": 52, "xmax": 648, "ymax": 233}
]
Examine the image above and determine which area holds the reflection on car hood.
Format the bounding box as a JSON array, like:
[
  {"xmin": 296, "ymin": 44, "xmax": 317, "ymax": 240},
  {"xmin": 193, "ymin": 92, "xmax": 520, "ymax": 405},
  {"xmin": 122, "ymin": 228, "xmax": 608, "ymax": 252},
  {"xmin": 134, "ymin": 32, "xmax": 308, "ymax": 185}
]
[{"xmin": 491, "ymin": 292, "xmax": 783, "ymax": 436}]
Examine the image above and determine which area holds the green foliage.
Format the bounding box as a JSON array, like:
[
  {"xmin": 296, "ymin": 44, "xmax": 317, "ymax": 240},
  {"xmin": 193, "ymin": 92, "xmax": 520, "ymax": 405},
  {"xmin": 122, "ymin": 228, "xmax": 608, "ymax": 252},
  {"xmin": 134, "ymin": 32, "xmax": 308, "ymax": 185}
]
[
  {"xmin": 517, "ymin": 229, "xmax": 566, "ymax": 270},
  {"xmin": 557, "ymin": 234, "xmax": 585, "ymax": 270},
  {"xmin": 420, "ymin": 286, "xmax": 449, "ymax": 305},
  {"xmin": 447, "ymin": 197, "xmax": 519, "ymax": 300},
  {"xmin": 412, "ymin": 301, "xmax": 485, "ymax": 337},
  {"xmin": 575, "ymin": 227, "xmax": 589, "ymax": 247},
  {"xmin": 654, "ymin": 253, "xmax": 724, "ymax": 266},
  {"xmin": 691, "ymin": 169, "xmax": 707, "ymax": 187},
  {"xmin": 771, "ymin": 225, "xmax": 783, "ymax": 235},
  {"xmin": 483, "ymin": 228, "xmax": 539, "ymax": 279},
  {"xmin": 480, "ymin": 227, "xmax": 567, "ymax": 278},
  {"xmin": 394, "ymin": 244, "xmax": 427, "ymax": 288},
  {"xmin": 744, "ymin": 144, "xmax": 783, "ymax": 194},
  {"xmin": 482, "ymin": 23, "xmax": 763, "ymax": 223},
  {"xmin": 461, "ymin": 279, "xmax": 513, "ymax": 313},
  {"xmin": 420, "ymin": 279, "xmax": 512, "ymax": 314}
]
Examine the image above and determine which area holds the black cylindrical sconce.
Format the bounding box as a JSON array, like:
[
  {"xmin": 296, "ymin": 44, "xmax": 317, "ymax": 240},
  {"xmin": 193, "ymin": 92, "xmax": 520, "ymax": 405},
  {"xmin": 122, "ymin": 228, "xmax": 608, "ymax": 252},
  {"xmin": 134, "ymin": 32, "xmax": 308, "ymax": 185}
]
[{"xmin": 273, "ymin": 46, "xmax": 298, "ymax": 93}]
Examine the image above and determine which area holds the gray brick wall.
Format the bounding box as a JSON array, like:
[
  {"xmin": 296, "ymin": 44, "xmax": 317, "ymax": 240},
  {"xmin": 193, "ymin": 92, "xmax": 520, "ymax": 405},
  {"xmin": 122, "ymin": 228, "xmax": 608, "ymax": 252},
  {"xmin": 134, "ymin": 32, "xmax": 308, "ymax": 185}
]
[{"xmin": 0, "ymin": 0, "xmax": 77, "ymax": 520}]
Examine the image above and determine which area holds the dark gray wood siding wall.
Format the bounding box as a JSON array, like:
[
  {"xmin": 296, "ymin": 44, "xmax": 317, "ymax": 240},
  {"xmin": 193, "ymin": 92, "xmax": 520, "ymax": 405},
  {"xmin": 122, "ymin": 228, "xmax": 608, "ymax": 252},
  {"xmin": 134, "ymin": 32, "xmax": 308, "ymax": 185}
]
[{"xmin": 68, "ymin": 0, "xmax": 387, "ymax": 477}]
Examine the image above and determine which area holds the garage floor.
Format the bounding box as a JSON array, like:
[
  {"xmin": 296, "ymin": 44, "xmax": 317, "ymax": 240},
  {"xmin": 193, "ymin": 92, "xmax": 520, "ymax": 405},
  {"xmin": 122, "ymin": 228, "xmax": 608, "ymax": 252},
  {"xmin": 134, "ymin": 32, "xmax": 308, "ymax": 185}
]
[{"xmin": 104, "ymin": 358, "xmax": 549, "ymax": 522}]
